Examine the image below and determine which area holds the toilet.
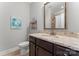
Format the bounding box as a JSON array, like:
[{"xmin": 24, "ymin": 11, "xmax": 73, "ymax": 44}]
[{"xmin": 18, "ymin": 41, "xmax": 29, "ymax": 56}]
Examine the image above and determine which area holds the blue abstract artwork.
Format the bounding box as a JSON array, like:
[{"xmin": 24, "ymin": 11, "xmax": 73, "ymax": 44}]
[{"xmin": 10, "ymin": 16, "xmax": 22, "ymax": 29}]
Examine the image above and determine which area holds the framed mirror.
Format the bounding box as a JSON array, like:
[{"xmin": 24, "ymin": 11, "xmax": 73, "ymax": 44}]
[{"xmin": 44, "ymin": 2, "xmax": 66, "ymax": 29}]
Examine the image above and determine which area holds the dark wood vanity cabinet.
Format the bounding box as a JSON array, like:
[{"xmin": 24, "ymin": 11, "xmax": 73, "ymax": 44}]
[
  {"xmin": 69, "ymin": 49, "xmax": 79, "ymax": 56},
  {"xmin": 54, "ymin": 44, "xmax": 69, "ymax": 56},
  {"xmin": 36, "ymin": 46, "xmax": 52, "ymax": 56},
  {"xmin": 54, "ymin": 44, "xmax": 79, "ymax": 56},
  {"xmin": 29, "ymin": 36, "xmax": 53, "ymax": 56},
  {"xmin": 29, "ymin": 42, "xmax": 35, "ymax": 56},
  {"xmin": 29, "ymin": 36, "xmax": 36, "ymax": 56},
  {"xmin": 29, "ymin": 36, "xmax": 79, "ymax": 56}
]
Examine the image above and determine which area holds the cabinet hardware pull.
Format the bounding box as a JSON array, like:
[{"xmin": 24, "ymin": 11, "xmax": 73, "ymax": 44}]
[{"xmin": 64, "ymin": 53, "xmax": 68, "ymax": 56}]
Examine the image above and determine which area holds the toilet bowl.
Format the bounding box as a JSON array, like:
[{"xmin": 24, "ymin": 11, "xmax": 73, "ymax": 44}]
[{"xmin": 18, "ymin": 41, "xmax": 29, "ymax": 56}]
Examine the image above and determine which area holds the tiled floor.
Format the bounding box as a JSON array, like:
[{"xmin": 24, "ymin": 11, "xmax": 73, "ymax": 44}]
[{"xmin": 4, "ymin": 49, "xmax": 29, "ymax": 56}]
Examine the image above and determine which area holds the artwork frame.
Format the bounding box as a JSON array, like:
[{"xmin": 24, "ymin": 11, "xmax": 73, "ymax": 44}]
[{"xmin": 10, "ymin": 16, "xmax": 22, "ymax": 30}]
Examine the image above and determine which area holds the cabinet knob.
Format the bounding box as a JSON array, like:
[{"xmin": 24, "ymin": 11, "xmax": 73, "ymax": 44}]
[{"xmin": 64, "ymin": 53, "xmax": 68, "ymax": 56}]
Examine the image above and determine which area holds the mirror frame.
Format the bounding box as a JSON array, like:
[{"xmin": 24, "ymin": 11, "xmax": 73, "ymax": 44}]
[{"xmin": 44, "ymin": 2, "xmax": 67, "ymax": 30}]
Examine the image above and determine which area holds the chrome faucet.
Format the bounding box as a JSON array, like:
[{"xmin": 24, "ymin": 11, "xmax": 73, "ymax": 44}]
[{"xmin": 50, "ymin": 16, "xmax": 56, "ymax": 35}]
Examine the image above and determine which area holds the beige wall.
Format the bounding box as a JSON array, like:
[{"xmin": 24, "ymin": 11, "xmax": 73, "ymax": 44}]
[
  {"xmin": 30, "ymin": 2, "xmax": 79, "ymax": 32},
  {"xmin": 30, "ymin": 2, "xmax": 44, "ymax": 32},
  {"xmin": 66, "ymin": 2, "xmax": 79, "ymax": 32},
  {"xmin": 0, "ymin": 2, "xmax": 30, "ymax": 51}
]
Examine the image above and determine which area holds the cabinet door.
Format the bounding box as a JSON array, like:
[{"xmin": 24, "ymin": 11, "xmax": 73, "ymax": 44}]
[
  {"xmin": 29, "ymin": 36, "xmax": 35, "ymax": 43},
  {"xmin": 36, "ymin": 46, "xmax": 52, "ymax": 56},
  {"xmin": 29, "ymin": 42, "xmax": 36, "ymax": 56},
  {"xmin": 36, "ymin": 39, "xmax": 53, "ymax": 53},
  {"xmin": 54, "ymin": 45, "xmax": 69, "ymax": 56}
]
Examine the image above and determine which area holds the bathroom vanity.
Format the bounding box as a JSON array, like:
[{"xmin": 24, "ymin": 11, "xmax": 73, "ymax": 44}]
[
  {"xmin": 29, "ymin": 33, "xmax": 79, "ymax": 56},
  {"xmin": 29, "ymin": 2, "xmax": 79, "ymax": 56}
]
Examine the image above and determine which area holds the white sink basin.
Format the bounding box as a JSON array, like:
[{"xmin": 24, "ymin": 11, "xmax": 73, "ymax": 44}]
[
  {"xmin": 37, "ymin": 33, "xmax": 63, "ymax": 39},
  {"xmin": 37, "ymin": 33, "xmax": 50, "ymax": 36}
]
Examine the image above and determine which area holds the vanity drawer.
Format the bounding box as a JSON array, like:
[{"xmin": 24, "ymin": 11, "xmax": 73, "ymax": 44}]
[
  {"xmin": 36, "ymin": 39, "xmax": 53, "ymax": 53},
  {"xmin": 29, "ymin": 36, "xmax": 36, "ymax": 43}
]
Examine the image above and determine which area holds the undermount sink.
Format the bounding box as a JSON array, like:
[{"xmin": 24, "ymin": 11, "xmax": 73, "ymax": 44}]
[
  {"xmin": 37, "ymin": 33, "xmax": 62, "ymax": 38},
  {"xmin": 37, "ymin": 33, "xmax": 51, "ymax": 36},
  {"xmin": 38, "ymin": 33, "xmax": 67, "ymax": 39},
  {"xmin": 55, "ymin": 35, "xmax": 64, "ymax": 38}
]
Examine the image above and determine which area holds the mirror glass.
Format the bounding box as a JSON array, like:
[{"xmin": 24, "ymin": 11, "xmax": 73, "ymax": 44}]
[{"xmin": 44, "ymin": 2, "xmax": 65, "ymax": 29}]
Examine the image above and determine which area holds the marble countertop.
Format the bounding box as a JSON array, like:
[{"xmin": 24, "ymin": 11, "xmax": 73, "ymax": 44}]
[{"xmin": 29, "ymin": 33, "xmax": 79, "ymax": 51}]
